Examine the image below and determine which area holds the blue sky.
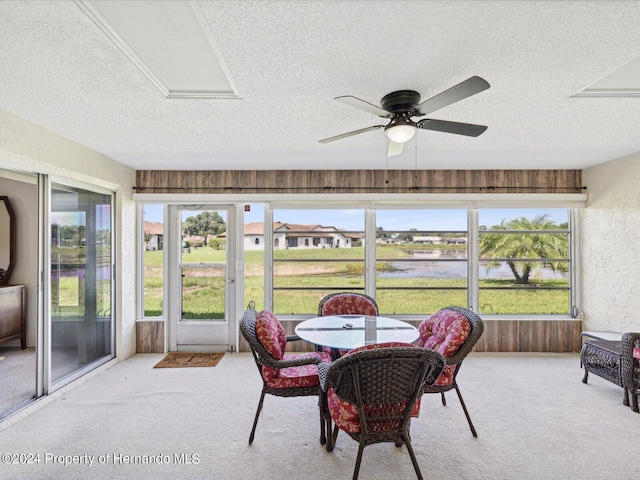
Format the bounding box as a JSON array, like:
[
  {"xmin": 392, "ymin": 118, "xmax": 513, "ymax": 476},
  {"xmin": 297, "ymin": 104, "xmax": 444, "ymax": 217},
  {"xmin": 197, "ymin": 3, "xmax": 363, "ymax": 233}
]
[{"xmin": 142, "ymin": 203, "xmax": 567, "ymax": 231}]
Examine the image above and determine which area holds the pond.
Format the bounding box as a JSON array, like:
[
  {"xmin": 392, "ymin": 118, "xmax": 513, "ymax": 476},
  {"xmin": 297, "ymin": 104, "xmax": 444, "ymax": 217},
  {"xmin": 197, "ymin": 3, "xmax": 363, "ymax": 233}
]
[{"xmin": 377, "ymin": 250, "xmax": 568, "ymax": 280}]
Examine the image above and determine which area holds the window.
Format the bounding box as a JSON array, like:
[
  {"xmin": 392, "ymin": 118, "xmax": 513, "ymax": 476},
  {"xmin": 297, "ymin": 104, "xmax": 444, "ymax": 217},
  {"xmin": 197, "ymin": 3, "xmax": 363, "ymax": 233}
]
[
  {"xmin": 50, "ymin": 183, "xmax": 113, "ymax": 385},
  {"xmin": 478, "ymin": 208, "xmax": 571, "ymax": 315},
  {"xmin": 266, "ymin": 205, "xmax": 578, "ymax": 317},
  {"xmin": 141, "ymin": 204, "xmax": 164, "ymax": 317},
  {"xmin": 244, "ymin": 203, "xmax": 265, "ymax": 310},
  {"xmin": 137, "ymin": 202, "xmax": 578, "ymax": 320},
  {"xmin": 272, "ymin": 209, "xmax": 365, "ymax": 315},
  {"xmin": 375, "ymin": 209, "xmax": 468, "ymax": 314}
]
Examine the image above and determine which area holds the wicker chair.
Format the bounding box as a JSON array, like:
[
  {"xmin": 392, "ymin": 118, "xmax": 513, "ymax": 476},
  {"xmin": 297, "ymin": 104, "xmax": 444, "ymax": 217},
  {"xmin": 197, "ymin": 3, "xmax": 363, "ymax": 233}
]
[
  {"xmin": 622, "ymin": 332, "xmax": 640, "ymax": 413},
  {"xmin": 318, "ymin": 292, "xmax": 379, "ymax": 317},
  {"xmin": 317, "ymin": 292, "xmax": 379, "ymax": 358},
  {"xmin": 417, "ymin": 306, "xmax": 484, "ymax": 437},
  {"xmin": 239, "ymin": 302, "xmax": 332, "ymax": 444},
  {"xmin": 318, "ymin": 344, "xmax": 445, "ymax": 480}
]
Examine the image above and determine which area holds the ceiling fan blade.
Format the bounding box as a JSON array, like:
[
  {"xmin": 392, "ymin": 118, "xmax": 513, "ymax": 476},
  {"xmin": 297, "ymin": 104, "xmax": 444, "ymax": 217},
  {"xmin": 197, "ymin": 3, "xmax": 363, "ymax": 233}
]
[
  {"xmin": 319, "ymin": 125, "xmax": 384, "ymax": 144},
  {"xmin": 415, "ymin": 76, "xmax": 490, "ymax": 116},
  {"xmin": 387, "ymin": 140, "xmax": 404, "ymax": 157},
  {"xmin": 417, "ymin": 119, "xmax": 488, "ymax": 137},
  {"xmin": 335, "ymin": 96, "xmax": 392, "ymax": 117}
]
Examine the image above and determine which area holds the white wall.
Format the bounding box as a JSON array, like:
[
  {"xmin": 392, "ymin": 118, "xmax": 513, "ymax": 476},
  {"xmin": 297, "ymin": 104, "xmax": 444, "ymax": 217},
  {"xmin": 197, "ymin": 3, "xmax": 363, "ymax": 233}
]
[
  {"xmin": 582, "ymin": 152, "xmax": 640, "ymax": 332},
  {"xmin": 0, "ymin": 109, "xmax": 137, "ymax": 359}
]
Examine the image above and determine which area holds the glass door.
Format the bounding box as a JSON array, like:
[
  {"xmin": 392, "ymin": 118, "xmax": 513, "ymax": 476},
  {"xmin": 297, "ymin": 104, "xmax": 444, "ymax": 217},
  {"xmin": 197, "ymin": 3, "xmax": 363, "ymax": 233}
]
[
  {"xmin": 49, "ymin": 183, "xmax": 113, "ymax": 387},
  {"xmin": 170, "ymin": 205, "xmax": 235, "ymax": 351}
]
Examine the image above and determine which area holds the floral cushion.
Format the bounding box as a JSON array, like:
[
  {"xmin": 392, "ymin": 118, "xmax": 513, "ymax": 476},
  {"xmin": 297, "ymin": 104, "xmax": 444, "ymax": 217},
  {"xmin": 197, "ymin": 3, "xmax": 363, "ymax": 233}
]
[
  {"xmin": 255, "ymin": 310, "xmax": 288, "ymax": 382},
  {"xmin": 256, "ymin": 309, "xmax": 287, "ymax": 360},
  {"xmin": 320, "ymin": 293, "xmax": 378, "ymax": 316},
  {"xmin": 265, "ymin": 351, "xmax": 332, "ymax": 389},
  {"xmin": 418, "ymin": 309, "xmax": 471, "ymax": 386},
  {"xmin": 633, "ymin": 347, "xmax": 640, "ymax": 361},
  {"xmin": 319, "ymin": 294, "xmax": 379, "ymax": 358},
  {"xmin": 328, "ymin": 342, "xmax": 421, "ymax": 433}
]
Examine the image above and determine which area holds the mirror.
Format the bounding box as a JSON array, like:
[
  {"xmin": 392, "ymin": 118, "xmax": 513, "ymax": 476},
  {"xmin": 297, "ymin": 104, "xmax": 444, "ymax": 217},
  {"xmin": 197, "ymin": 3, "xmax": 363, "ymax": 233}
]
[{"xmin": 0, "ymin": 196, "xmax": 16, "ymax": 285}]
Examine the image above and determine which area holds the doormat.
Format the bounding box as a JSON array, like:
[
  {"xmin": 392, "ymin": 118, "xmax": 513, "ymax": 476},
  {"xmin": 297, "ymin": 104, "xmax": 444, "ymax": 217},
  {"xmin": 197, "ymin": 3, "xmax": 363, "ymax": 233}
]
[{"xmin": 154, "ymin": 352, "xmax": 224, "ymax": 368}]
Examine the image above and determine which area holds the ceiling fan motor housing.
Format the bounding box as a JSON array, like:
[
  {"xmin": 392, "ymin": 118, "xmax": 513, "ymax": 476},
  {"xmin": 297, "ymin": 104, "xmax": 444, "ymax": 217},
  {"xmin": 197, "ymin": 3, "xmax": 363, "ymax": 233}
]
[{"xmin": 380, "ymin": 90, "xmax": 421, "ymax": 114}]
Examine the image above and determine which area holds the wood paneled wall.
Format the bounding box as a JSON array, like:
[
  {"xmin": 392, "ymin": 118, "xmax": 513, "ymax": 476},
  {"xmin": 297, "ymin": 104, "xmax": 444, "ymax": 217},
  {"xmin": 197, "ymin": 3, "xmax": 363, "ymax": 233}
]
[
  {"xmin": 473, "ymin": 319, "xmax": 582, "ymax": 352},
  {"xmin": 238, "ymin": 319, "xmax": 583, "ymax": 354},
  {"xmin": 138, "ymin": 168, "xmax": 584, "ymax": 354},
  {"xmin": 135, "ymin": 169, "xmax": 583, "ymax": 194},
  {"xmin": 136, "ymin": 321, "xmax": 165, "ymax": 353}
]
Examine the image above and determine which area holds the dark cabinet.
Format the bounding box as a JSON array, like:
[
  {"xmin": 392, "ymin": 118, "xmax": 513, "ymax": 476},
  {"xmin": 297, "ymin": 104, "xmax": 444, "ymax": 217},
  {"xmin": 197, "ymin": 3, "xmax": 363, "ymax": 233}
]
[{"xmin": 0, "ymin": 285, "xmax": 26, "ymax": 348}]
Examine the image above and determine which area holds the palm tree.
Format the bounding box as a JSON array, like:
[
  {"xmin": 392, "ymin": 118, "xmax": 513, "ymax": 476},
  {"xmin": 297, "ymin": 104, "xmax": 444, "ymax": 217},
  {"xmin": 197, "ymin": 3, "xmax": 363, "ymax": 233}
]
[{"xmin": 479, "ymin": 215, "xmax": 568, "ymax": 284}]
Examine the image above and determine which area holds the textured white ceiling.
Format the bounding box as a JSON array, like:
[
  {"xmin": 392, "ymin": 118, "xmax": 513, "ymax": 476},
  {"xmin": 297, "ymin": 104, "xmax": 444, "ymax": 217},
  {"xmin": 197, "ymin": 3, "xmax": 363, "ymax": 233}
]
[{"xmin": 2, "ymin": 1, "xmax": 640, "ymax": 171}]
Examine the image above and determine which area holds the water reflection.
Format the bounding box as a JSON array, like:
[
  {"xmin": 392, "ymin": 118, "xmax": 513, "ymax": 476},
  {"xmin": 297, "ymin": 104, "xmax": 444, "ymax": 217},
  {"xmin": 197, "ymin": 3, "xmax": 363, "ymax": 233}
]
[{"xmin": 378, "ymin": 250, "xmax": 568, "ymax": 279}]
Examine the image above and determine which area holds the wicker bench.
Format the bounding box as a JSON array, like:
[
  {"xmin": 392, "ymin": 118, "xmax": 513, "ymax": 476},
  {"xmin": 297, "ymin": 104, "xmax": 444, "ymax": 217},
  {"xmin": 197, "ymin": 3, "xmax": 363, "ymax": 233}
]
[
  {"xmin": 581, "ymin": 339, "xmax": 630, "ymax": 408},
  {"xmin": 581, "ymin": 340, "xmax": 623, "ymax": 386}
]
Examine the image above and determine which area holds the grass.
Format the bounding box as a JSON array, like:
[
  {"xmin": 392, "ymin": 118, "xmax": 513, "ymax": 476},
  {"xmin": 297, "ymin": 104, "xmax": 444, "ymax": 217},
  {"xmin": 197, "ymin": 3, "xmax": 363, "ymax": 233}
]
[{"xmin": 142, "ymin": 246, "xmax": 570, "ymax": 317}]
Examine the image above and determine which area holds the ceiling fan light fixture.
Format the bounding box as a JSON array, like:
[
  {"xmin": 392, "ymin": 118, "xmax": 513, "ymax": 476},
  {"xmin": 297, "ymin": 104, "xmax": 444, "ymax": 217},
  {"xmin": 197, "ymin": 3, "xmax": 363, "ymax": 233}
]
[{"xmin": 386, "ymin": 124, "xmax": 416, "ymax": 143}]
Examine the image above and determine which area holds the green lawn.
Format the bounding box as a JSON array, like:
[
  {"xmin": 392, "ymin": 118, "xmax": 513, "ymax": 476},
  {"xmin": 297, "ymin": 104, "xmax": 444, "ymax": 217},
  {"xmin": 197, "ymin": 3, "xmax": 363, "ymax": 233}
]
[{"xmin": 142, "ymin": 246, "xmax": 569, "ymax": 317}]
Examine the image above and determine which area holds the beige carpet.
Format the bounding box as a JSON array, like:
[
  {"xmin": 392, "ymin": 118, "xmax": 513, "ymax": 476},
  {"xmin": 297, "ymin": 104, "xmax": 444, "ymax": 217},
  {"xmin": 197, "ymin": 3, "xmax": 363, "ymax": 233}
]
[
  {"xmin": 153, "ymin": 352, "xmax": 224, "ymax": 368},
  {"xmin": 0, "ymin": 347, "xmax": 36, "ymax": 415},
  {"xmin": 0, "ymin": 352, "xmax": 638, "ymax": 479}
]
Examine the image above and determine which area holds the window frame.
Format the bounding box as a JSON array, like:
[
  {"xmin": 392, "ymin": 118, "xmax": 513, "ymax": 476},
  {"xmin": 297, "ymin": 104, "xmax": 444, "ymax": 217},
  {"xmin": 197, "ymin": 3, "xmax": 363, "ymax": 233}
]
[
  {"xmin": 133, "ymin": 194, "xmax": 585, "ymax": 322},
  {"xmin": 475, "ymin": 208, "xmax": 573, "ymax": 316},
  {"xmin": 137, "ymin": 203, "xmax": 167, "ymax": 320},
  {"xmin": 266, "ymin": 203, "xmax": 581, "ymax": 319}
]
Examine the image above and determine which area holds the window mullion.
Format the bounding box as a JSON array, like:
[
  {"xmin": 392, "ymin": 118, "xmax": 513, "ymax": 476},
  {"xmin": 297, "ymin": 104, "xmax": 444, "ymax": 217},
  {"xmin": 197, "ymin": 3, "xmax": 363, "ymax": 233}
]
[
  {"xmin": 468, "ymin": 209, "xmax": 479, "ymax": 311},
  {"xmin": 364, "ymin": 209, "xmax": 376, "ymax": 299},
  {"xmin": 264, "ymin": 204, "xmax": 273, "ymax": 311}
]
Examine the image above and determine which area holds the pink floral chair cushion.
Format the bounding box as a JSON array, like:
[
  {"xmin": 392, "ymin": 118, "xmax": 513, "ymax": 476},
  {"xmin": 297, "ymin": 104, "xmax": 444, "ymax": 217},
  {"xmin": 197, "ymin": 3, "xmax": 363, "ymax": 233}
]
[
  {"xmin": 256, "ymin": 309, "xmax": 288, "ymax": 382},
  {"xmin": 320, "ymin": 293, "xmax": 379, "ymax": 358},
  {"xmin": 266, "ymin": 351, "xmax": 332, "ymax": 389},
  {"xmin": 417, "ymin": 309, "xmax": 471, "ymax": 386},
  {"xmin": 328, "ymin": 342, "xmax": 421, "ymax": 433},
  {"xmin": 255, "ymin": 309, "xmax": 332, "ymax": 387},
  {"xmin": 320, "ymin": 293, "xmax": 378, "ymax": 316},
  {"xmin": 633, "ymin": 347, "xmax": 640, "ymax": 361},
  {"xmin": 256, "ymin": 309, "xmax": 287, "ymax": 360}
]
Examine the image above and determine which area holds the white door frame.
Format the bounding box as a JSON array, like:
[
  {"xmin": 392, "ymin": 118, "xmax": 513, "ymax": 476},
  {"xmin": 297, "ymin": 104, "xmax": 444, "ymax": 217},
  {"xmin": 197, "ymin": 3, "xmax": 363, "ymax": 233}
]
[{"xmin": 166, "ymin": 204, "xmax": 238, "ymax": 352}]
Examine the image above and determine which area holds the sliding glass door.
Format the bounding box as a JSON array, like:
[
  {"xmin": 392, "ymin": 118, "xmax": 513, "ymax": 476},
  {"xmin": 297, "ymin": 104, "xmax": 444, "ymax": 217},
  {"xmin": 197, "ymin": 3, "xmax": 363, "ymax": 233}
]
[{"xmin": 49, "ymin": 182, "xmax": 114, "ymax": 386}]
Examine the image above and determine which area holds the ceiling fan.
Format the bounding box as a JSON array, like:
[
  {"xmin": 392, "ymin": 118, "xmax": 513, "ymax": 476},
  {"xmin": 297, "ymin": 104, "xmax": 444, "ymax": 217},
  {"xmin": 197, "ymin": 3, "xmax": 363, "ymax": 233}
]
[{"xmin": 319, "ymin": 76, "xmax": 490, "ymax": 156}]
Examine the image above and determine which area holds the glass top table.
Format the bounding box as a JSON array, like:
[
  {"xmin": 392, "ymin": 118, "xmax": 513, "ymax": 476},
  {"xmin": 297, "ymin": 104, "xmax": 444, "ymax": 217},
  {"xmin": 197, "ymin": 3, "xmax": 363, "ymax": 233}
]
[{"xmin": 294, "ymin": 315, "xmax": 419, "ymax": 351}]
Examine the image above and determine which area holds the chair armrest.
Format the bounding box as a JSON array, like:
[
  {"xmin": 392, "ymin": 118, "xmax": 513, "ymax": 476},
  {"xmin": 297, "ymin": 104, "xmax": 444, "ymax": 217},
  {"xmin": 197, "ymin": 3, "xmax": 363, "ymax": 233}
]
[
  {"xmin": 260, "ymin": 353, "xmax": 323, "ymax": 370},
  {"xmin": 318, "ymin": 362, "xmax": 331, "ymax": 391},
  {"xmin": 286, "ymin": 334, "xmax": 302, "ymax": 342}
]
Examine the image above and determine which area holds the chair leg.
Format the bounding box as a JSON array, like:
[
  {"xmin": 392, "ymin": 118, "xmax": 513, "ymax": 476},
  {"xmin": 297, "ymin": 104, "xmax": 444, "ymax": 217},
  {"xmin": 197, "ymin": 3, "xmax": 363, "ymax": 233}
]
[
  {"xmin": 454, "ymin": 383, "xmax": 477, "ymax": 437},
  {"xmin": 325, "ymin": 415, "xmax": 334, "ymax": 451},
  {"xmin": 320, "ymin": 394, "xmax": 334, "ymax": 450},
  {"xmin": 320, "ymin": 411, "xmax": 326, "ymax": 446},
  {"xmin": 332, "ymin": 424, "xmax": 340, "ymax": 445},
  {"xmin": 403, "ymin": 432, "xmax": 424, "ymax": 480},
  {"xmin": 440, "ymin": 392, "xmax": 447, "ymax": 406},
  {"xmin": 249, "ymin": 389, "xmax": 266, "ymax": 445},
  {"xmin": 630, "ymin": 384, "xmax": 639, "ymax": 412},
  {"xmin": 352, "ymin": 440, "xmax": 366, "ymax": 480}
]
